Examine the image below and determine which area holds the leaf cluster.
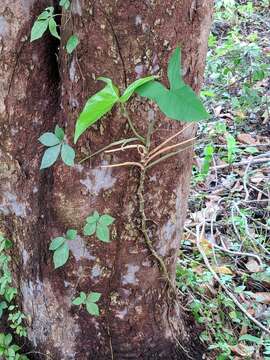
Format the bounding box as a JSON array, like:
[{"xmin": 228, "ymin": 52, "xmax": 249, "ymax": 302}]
[
  {"xmin": 72, "ymin": 291, "xmax": 101, "ymax": 316},
  {"xmin": 83, "ymin": 211, "xmax": 115, "ymax": 243},
  {"xmin": 30, "ymin": 7, "xmax": 60, "ymax": 42},
  {"xmin": 74, "ymin": 47, "xmax": 209, "ymax": 143},
  {"xmin": 49, "ymin": 229, "xmax": 77, "ymax": 269},
  {"xmin": 39, "ymin": 125, "xmax": 75, "ymax": 169},
  {"xmin": 0, "ymin": 333, "xmax": 28, "ymax": 360}
]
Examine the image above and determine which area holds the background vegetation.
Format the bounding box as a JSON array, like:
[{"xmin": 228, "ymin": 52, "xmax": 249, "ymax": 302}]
[{"xmin": 179, "ymin": 0, "xmax": 270, "ymax": 358}]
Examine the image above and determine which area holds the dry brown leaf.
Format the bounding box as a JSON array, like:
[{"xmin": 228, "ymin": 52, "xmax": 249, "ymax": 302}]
[
  {"xmin": 199, "ymin": 238, "xmax": 213, "ymax": 255},
  {"xmin": 237, "ymin": 133, "xmax": 257, "ymax": 145},
  {"xmin": 251, "ymin": 292, "xmax": 270, "ymax": 304},
  {"xmin": 250, "ymin": 171, "xmax": 265, "ymax": 184},
  {"xmin": 213, "ymin": 265, "xmax": 233, "ymax": 275},
  {"xmin": 230, "ymin": 343, "xmax": 254, "ymax": 357},
  {"xmin": 214, "ymin": 105, "xmax": 223, "ymax": 116},
  {"xmin": 245, "ymin": 258, "xmax": 262, "ymax": 273}
]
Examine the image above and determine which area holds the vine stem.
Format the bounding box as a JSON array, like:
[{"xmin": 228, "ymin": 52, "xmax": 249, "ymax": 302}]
[
  {"xmin": 121, "ymin": 104, "xmax": 146, "ymax": 144},
  {"xmin": 137, "ymin": 165, "xmax": 176, "ymax": 292}
]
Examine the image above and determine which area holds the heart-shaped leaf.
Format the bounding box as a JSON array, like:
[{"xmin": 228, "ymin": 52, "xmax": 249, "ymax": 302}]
[
  {"xmin": 136, "ymin": 47, "xmax": 209, "ymax": 122},
  {"xmin": 74, "ymin": 78, "xmax": 119, "ymax": 143},
  {"xmin": 120, "ymin": 76, "xmax": 156, "ymax": 103}
]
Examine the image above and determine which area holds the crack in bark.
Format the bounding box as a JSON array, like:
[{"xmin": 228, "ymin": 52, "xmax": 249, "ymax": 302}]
[{"xmin": 101, "ymin": 9, "xmax": 128, "ymax": 88}]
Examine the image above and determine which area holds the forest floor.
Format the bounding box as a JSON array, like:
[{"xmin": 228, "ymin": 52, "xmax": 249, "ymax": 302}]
[{"xmin": 179, "ymin": 1, "xmax": 270, "ymax": 359}]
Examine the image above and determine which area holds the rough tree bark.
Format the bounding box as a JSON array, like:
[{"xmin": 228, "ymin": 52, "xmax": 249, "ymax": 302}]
[{"xmin": 0, "ymin": 0, "xmax": 213, "ymax": 359}]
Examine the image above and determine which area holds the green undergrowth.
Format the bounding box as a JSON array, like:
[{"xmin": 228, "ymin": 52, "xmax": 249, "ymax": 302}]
[{"xmin": 179, "ymin": 1, "xmax": 270, "ymax": 359}]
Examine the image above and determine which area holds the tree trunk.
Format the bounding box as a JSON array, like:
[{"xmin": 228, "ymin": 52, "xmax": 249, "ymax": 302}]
[{"xmin": 0, "ymin": 1, "xmax": 213, "ymax": 359}]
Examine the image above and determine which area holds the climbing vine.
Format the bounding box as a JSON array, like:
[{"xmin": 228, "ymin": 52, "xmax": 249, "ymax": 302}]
[{"xmin": 36, "ymin": 45, "xmax": 208, "ymax": 312}]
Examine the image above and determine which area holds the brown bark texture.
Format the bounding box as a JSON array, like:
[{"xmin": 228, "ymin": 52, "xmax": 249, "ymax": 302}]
[{"xmin": 0, "ymin": 0, "xmax": 213, "ymax": 359}]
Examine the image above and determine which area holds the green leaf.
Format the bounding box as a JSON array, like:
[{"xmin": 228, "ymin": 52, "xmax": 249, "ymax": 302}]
[
  {"xmin": 37, "ymin": 10, "xmax": 52, "ymax": 20},
  {"xmin": 59, "ymin": 0, "xmax": 70, "ymax": 10},
  {"xmin": 9, "ymin": 344, "xmax": 20, "ymax": 352},
  {"xmin": 87, "ymin": 292, "xmax": 101, "ymax": 303},
  {"xmin": 167, "ymin": 47, "xmax": 184, "ymax": 90},
  {"xmin": 74, "ymin": 78, "xmax": 119, "ymax": 143},
  {"xmin": 40, "ymin": 144, "xmax": 61, "ymax": 169},
  {"xmin": 99, "ymin": 214, "xmax": 115, "ymax": 226},
  {"xmin": 72, "ymin": 297, "xmax": 84, "ymax": 306},
  {"xmin": 0, "ymin": 302, "xmax": 7, "ymax": 319},
  {"xmin": 4, "ymin": 334, "xmax": 12, "ymax": 347},
  {"xmin": 49, "ymin": 237, "xmax": 66, "ymax": 251},
  {"xmin": 96, "ymin": 224, "xmax": 110, "ymax": 242},
  {"xmin": 44, "ymin": 7, "xmax": 54, "ymax": 16},
  {"xmin": 54, "ymin": 125, "xmax": 65, "ymax": 141},
  {"xmin": 31, "ymin": 20, "xmax": 49, "ymax": 42},
  {"xmin": 80, "ymin": 292, "xmax": 87, "ymax": 302},
  {"xmin": 66, "ymin": 35, "xmax": 79, "ymax": 54},
  {"xmin": 83, "ymin": 223, "xmax": 96, "ymax": 236},
  {"xmin": 87, "ymin": 211, "xmax": 100, "ymax": 223},
  {"xmin": 38, "ymin": 132, "xmax": 60, "ymax": 147},
  {"xmin": 66, "ymin": 229, "xmax": 77, "ymax": 240},
  {"xmin": 86, "ymin": 302, "xmax": 99, "ymax": 316},
  {"xmin": 136, "ymin": 81, "xmax": 209, "ymax": 122},
  {"xmin": 240, "ymin": 334, "xmax": 263, "ymax": 345},
  {"xmin": 119, "ymin": 76, "xmax": 156, "ymax": 103},
  {"xmin": 61, "ymin": 143, "xmax": 75, "ymax": 166},
  {"xmin": 136, "ymin": 80, "xmax": 168, "ymax": 102},
  {"xmin": 53, "ymin": 242, "xmax": 69, "ymax": 269},
  {"xmin": 8, "ymin": 347, "xmax": 15, "ymax": 357},
  {"xmin": 48, "ymin": 18, "xmax": 60, "ymax": 39}
]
